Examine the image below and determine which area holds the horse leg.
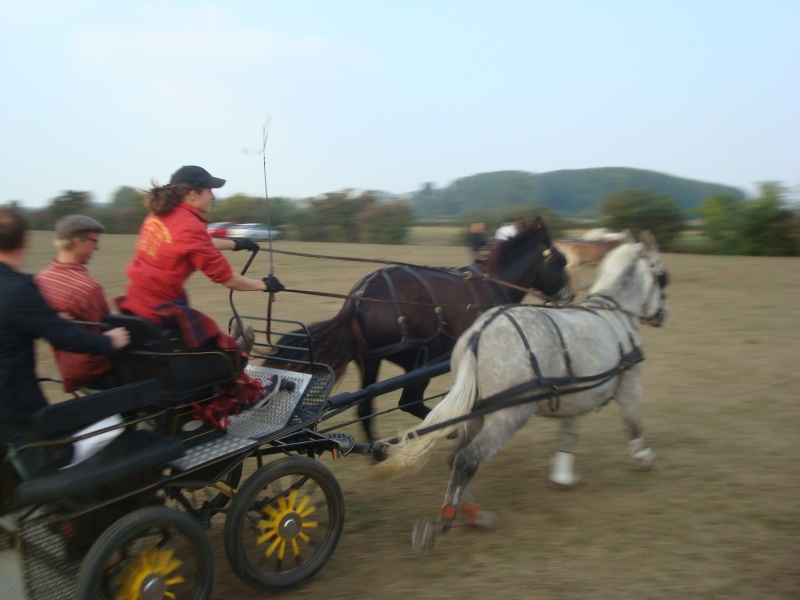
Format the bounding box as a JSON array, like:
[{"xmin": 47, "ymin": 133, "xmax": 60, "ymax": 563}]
[
  {"xmin": 443, "ymin": 418, "xmax": 493, "ymax": 528},
  {"xmin": 550, "ymin": 417, "xmax": 581, "ymax": 487},
  {"xmin": 398, "ymin": 378, "xmax": 431, "ymax": 420},
  {"xmin": 435, "ymin": 410, "xmax": 528, "ymax": 538},
  {"xmin": 357, "ymin": 359, "xmax": 381, "ymax": 442},
  {"xmin": 615, "ymin": 371, "xmax": 655, "ymax": 468}
]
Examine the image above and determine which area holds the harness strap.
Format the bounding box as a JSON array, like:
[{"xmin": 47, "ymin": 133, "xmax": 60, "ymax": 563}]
[
  {"xmin": 377, "ymin": 269, "xmax": 408, "ymax": 341},
  {"xmin": 405, "ymin": 267, "xmax": 447, "ymax": 333}
]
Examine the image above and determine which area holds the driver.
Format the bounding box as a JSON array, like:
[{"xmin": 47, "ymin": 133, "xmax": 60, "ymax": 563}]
[
  {"xmin": 0, "ymin": 207, "xmax": 130, "ymax": 432},
  {"xmin": 115, "ymin": 166, "xmax": 284, "ymax": 423}
]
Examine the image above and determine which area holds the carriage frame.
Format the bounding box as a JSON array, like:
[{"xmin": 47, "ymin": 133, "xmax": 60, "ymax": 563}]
[{"xmin": 0, "ymin": 307, "xmax": 452, "ymax": 599}]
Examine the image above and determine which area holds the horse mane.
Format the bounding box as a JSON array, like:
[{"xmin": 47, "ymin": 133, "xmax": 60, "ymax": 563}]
[{"xmin": 483, "ymin": 219, "xmax": 550, "ymax": 273}]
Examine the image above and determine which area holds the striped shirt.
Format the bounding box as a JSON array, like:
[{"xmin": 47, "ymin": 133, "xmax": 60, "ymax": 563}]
[{"xmin": 35, "ymin": 261, "xmax": 113, "ymax": 392}]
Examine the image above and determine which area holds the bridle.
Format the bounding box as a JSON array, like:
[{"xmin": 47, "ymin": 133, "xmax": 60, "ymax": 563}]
[
  {"xmin": 581, "ymin": 251, "xmax": 668, "ymax": 324},
  {"xmin": 639, "ymin": 254, "xmax": 669, "ymax": 325}
]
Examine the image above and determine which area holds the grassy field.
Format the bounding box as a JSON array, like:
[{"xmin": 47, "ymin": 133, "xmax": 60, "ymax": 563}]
[{"xmin": 23, "ymin": 231, "xmax": 800, "ymax": 599}]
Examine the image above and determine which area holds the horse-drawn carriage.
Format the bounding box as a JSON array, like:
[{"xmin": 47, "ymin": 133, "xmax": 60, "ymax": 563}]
[
  {"xmin": 0, "ymin": 219, "xmax": 670, "ymax": 598},
  {"xmin": 0, "ymin": 308, "xmax": 359, "ymax": 599}
]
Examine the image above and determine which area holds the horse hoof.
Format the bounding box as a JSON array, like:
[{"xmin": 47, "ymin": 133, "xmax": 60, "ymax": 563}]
[
  {"xmin": 411, "ymin": 517, "xmax": 438, "ymax": 554},
  {"xmin": 633, "ymin": 447, "xmax": 656, "ymax": 469},
  {"xmin": 550, "ymin": 474, "xmax": 582, "ymax": 488},
  {"xmin": 461, "ymin": 502, "xmax": 495, "ymax": 530},
  {"xmin": 370, "ymin": 440, "xmax": 391, "ymax": 463},
  {"xmin": 466, "ymin": 510, "xmax": 495, "ymax": 530}
]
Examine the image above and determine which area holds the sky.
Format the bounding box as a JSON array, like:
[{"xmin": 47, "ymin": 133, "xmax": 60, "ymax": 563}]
[{"xmin": 1, "ymin": 0, "xmax": 798, "ymax": 209}]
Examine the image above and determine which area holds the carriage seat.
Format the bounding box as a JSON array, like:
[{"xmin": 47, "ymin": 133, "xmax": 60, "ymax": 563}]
[
  {"xmin": 8, "ymin": 380, "xmax": 184, "ymax": 508},
  {"xmin": 104, "ymin": 313, "xmax": 240, "ymax": 402}
]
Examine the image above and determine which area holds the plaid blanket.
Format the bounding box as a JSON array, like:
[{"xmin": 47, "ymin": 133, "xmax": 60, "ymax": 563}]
[{"xmin": 145, "ymin": 301, "xmax": 271, "ymax": 429}]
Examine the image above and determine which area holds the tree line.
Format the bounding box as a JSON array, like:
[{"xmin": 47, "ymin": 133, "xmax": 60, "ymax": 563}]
[{"xmin": 11, "ymin": 180, "xmax": 799, "ymax": 256}]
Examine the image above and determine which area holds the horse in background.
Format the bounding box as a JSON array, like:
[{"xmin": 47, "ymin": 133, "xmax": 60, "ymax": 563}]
[
  {"xmin": 553, "ymin": 236, "xmax": 624, "ymax": 268},
  {"xmin": 268, "ymin": 217, "xmax": 573, "ymax": 441},
  {"xmin": 375, "ymin": 231, "xmax": 669, "ymax": 551}
]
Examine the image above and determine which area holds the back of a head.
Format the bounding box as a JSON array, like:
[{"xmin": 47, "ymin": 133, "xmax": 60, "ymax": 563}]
[{"xmin": 0, "ymin": 206, "xmax": 28, "ymax": 252}]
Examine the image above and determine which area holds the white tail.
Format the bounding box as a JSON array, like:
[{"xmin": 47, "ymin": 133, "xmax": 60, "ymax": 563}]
[{"xmin": 375, "ymin": 348, "xmax": 480, "ymax": 476}]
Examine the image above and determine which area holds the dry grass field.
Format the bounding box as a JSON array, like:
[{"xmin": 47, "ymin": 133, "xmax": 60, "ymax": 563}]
[{"xmin": 23, "ymin": 230, "xmax": 800, "ymax": 599}]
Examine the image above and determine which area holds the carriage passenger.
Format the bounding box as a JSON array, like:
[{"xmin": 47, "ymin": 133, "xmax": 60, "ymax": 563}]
[
  {"xmin": 115, "ymin": 166, "xmax": 285, "ymax": 421},
  {"xmin": 36, "ymin": 215, "xmax": 120, "ymax": 392},
  {"xmin": 0, "ymin": 207, "xmax": 130, "ymax": 434}
]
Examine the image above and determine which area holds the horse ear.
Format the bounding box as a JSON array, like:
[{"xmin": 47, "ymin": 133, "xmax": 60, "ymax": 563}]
[
  {"xmin": 640, "ymin": 230, "xmax": 659, "ymax": 254},
  {"xmin": 622, "ymin": 228, "xmax": 633, "ymax": 243},
  {"xmin": 532, "ymin": 216, "xmax": 543, "ymax": 229}
]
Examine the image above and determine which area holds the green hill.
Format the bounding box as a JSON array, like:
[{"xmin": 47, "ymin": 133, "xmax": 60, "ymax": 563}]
[{"xmin": 408, "ymin": 168, "xmax": 744, "ymax": 218}]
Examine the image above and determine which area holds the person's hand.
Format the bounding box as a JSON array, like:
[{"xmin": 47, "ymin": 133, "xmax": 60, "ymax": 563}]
[
  {"xmin": 262, "ymin": 275, "xmax": 285, "ymax": 293},
  {"xmin": 105, "ymin": 327, "xmax": 130, "ymax": 349},
  {"xmin": 234, "ymin": 238, "xmax": 259, "ymax": 252}
]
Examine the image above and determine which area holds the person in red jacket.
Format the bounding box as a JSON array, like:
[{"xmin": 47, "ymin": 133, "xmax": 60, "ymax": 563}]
[
  {"xmin": 116, "ymin": 165, "xmax": 284, "ymax": 424},
  {"xmin": 117, "ymin": 165, "xmax": 281, "ymax": 323}
]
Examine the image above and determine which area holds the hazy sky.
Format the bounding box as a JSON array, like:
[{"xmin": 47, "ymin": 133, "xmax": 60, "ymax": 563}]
[{"xmin": 2, "ymin": 0, "xmax": 798, "ymax": 208}]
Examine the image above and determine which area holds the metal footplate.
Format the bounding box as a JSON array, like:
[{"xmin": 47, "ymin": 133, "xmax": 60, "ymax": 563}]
[
  {"xmin": 226, "ymin": 366, "xmax": 313, "ymax": 439},
  {"xmin": 169, "ymin": 365, "xmax": 334, "ymax": 472}
]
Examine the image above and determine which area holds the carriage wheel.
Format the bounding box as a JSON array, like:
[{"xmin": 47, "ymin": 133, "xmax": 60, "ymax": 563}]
[
  {"xmin": 224, "ymin": 456, "xmax": 345, "ymax": 591},
  {"xmin": 74, "ymin": 506, "xmax": 214, "ymax": 600}
]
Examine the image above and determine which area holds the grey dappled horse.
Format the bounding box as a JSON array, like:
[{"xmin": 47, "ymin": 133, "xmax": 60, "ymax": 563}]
[{"xmin": 375, "ymin": 231, "xmax": 669, "ymax": 550}]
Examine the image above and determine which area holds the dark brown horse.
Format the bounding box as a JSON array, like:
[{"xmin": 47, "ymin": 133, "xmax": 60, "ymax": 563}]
[{"xmin": 270, "ymin": 217, "xmax": 573, "ymax": 441}]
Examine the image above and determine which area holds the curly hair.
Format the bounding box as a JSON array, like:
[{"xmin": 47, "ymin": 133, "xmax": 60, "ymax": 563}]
[{"xmin": 144, "ymin": 180, "xmax": 202, "ymax": 216}]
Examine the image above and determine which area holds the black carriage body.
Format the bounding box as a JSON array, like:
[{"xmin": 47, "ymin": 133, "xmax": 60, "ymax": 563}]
[{"xmin": 0, "ymin": 326, "xmax": 339, "ymax": 599}]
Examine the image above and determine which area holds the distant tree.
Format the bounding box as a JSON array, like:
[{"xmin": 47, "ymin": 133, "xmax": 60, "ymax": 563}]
[
  {"xmin": 103, "ymin": 186, "xmax": 147, "ymax": 232},
  {"xmin": 696, "ymin": 194, "xmax": 745, "ymax": 254},
  {"xmin": 310, "ymin": 190, "xmax": 377, "ymax": 242},
  {"xmin": 355, "ymin": 201, "xmax": 415, "ymax": 244},
  {"xmin": 50, "ymin": 191, "xmax": 93, "ymax": 219},
  {"xmin": 740, "ymin": 182, "xmax": 799, "ymax": 256},
  {"xmin": 600, "ymin": 189, "xmax": 684, "ymax": 250}
]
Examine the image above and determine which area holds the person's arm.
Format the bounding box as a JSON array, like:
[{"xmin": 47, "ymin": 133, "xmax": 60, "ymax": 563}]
[
  {"xmin": 212, "ymin": 238, "xmax": 235, "ymax": 251},
  {"xmin": 222, "ymin": 272, "xmax": 269, "ymax": 291},
  {"xmin": 15, "ymin": 278, "xmax": 127, "ymax": 355}
]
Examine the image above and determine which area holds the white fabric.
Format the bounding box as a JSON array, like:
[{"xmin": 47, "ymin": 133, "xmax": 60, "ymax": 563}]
[
  {"xmin": 60, "ymin": 414, "xmax": 124, "ymax": 469},
  {"xmin": 494, "ymin": 224, "xmax": 517, "ymax": 240}
]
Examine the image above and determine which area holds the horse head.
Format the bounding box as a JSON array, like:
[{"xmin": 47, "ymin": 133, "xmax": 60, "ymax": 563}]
[
  {"xmin": 590, "ymin": 230, "xmax": 669, "ymax": 326},
  {"xmin": 485, "ymin": 216, "xmax": 574, "ymax": 303},
  {"xmin": 639, "ymin": 230, "xmax": 669, "ymax": 327}
]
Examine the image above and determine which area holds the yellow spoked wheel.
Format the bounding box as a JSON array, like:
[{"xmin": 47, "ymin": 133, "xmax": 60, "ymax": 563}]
[
  {"xmin": 116, "ymin": 547, "xmax": 185, "ymax": 599},
  {"xmin": 256, "ymin": 487, "xmax": 318, "ymax": 561},
  {"xmin": 224, "ymin": 456, "xmax": 344, "ymax": 591},
  {"xmin": 75, "ymin": 506, "xmax": 214, "ymax": 600}
]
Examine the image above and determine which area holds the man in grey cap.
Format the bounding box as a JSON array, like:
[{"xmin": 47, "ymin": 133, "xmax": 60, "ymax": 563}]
[{"xmin": 36, "ymin": 215, "xmax": 119, "ymax": 392}]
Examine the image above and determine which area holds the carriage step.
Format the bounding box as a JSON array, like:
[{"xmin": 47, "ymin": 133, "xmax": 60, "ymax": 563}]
[{"xmin": 323, "ymin": 433, "xmax": 356, "ymax": 456}]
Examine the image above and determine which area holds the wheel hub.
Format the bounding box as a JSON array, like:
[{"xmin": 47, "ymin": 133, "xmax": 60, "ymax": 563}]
[
  {"xmin": 256, "ymin": 489, "xmax": 318, "ymax": 560},
  {"xmin": 140, "ymin": 573, "xmax": 167, "ymax": 600},
  {"xmin": 278, "ymin": 512, "xmax": 303, "ymax": 539}
]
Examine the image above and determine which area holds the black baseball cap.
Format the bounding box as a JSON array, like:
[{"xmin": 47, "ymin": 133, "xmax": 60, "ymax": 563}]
[{"xmin": 169, "ymin": 165, "xmax": 226, "ymax": 189}]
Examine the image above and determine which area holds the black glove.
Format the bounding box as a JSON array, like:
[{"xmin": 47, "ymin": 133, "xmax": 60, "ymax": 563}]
[
  {"xmin": 234, "ymin": 238, "xmax": 259, "ymax": 252},
  {"xmin": 263, "ymin": 275, "xmax": 285, "ymax": 293}
]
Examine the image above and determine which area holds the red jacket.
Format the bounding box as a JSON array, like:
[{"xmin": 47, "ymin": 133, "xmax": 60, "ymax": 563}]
[{"xmin": 117, "ymin": 203, "xmax": 233, "ymax": 321}]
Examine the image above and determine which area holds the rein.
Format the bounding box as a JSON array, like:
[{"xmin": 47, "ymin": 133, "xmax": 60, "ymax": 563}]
[{"xmin": 264, "ymin": 248, "xmax": 558, "ymax": 303}]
